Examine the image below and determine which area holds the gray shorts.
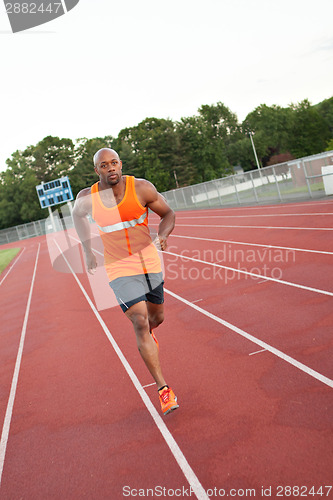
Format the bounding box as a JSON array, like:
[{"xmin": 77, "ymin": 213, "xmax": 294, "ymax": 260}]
[{"xmin": 109, "ymin": 272, "xmax": 164, "ymax": 313}]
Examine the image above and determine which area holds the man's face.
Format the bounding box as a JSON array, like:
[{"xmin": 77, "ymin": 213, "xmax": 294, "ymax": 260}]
[{"xmin": 94, "ymin": 150, "xmax": 122, "ymax": 186}]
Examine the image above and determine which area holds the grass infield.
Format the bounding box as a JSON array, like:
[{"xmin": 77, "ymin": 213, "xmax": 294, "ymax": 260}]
[{"xmin": 0, "ymin": 247, "xmax": 21, "ymax": 274}]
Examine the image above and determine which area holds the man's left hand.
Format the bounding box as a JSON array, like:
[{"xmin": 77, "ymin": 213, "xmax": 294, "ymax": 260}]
[{"xmin": 154, "ymin": 235, "xmax": 167, "ymax": 251}]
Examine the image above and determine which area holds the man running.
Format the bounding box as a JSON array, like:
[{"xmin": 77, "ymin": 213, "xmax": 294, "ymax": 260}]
[{"xmin": 72, "ymin": 148, "xmax": 178, "ymax": 415}]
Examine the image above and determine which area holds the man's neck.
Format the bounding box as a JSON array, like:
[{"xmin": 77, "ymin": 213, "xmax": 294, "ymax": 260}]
[{"xmin": 99, "ymin": 175, "xmax": 125, "ymax": 194}]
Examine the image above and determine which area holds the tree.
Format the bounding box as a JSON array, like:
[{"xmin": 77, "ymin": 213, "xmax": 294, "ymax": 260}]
[
  {"xmin": 0, "ymin": 151, "xmax": 44, "ymax": 228},
  {"xmin": 326, "ymin": 138, "xmax": 333, "ymax": 151},
  {"xmin": 288, "ymin": 99, "xmax": 331, "ymax": 158},
  {"xmin": 116, "ymin": 118, "xmax": 179, "ymax": 192},
  {"xmin": 1, "ymin": 95, "xmax": 332, "ymax": 230},
  {"xmin": 242, "ymin": 104, "xmax": 294, "ymax": 167},
  {"xmin": 25, "ymin": 135, "xmax": 75, "ymax": 183},
  {"xmin": 226, "ymin": 136, "xmax": 254, "ymax": 172},
  {"xmin": 197, "ymin": 102, "xmax": 239, "ymax": 177},
  {"xmin": 315, "ymin": 96, "xmax": 333, "ymax": 136},
  {"xmin": 0, "ymin": 136, "xmax": 75, "ymax": 229},
  {"xmin": 176, "ymin": 102, "xmax": 238, "ymax": 185},
  {"xmin": 113, "ymin": 139, "xmax": 137, "ymax": 175},
  {"xmin": 267, "ymin": 152, "xmax": 295, "ymax": 166}
]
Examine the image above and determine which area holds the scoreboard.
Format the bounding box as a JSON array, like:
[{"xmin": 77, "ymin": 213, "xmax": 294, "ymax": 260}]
[{"xmin": 36, "ymin": 176, "xmax": 74, "ymax": 209}]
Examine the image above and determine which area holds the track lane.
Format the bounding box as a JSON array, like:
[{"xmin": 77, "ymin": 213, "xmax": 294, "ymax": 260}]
[
  {"xmin": 76, "ymin": 203, "xmax": 333, "ymax": 493},
  {"xmin": 160, "ymin": 200, "xmax": 333, "ymax": 216},
  {"xmin": 175, "ymin": 215, "xmax": 333, "ymax": 229},
  {"xmin": 0, "ymin": 244, "xmax": 40, "ymax": 484},
  {"xmin": 0, "ymin": 241, "xmax": 207, "ymax": 500},
  {"xmin": 169, "ymin": 233, "xmax": 333, "ymax": 256},
  {"xmin": 81, "ymin": 234, "xmax": 333, "ymax": 381},
  {"xmin": 0, "ymin": 243, "xmax": 42, "ymax": 435},
  {"xmin": 161, "ymin": 251, "xmax": 333, "ymax": 379},
  {"xmin": 164, "ymin": 237, "xmax": 333, "ymax": 295},
  {"xmin": 170, "ymin": 225, "xmax": 333, "ymax": 253},
  {"xmin": 103, "ymin": 288, "xmax": 333, "ymax": 495},
  {"xmin": 1, "ymin": 199, "xmax": 332, "ymax": 497}
]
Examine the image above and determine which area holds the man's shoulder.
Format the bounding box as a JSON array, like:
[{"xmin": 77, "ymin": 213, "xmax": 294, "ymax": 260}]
[
  {"xmin": 134, "ymin": 177, "xmax": 156, "ymax": 192},
  {"xmin": 73, "ymin": 186, "xmax": 93, "ymax": 216},
  {"xmin": 133, "ymin": 177, "xmax": 158, "ymax": 205},
  {"xmin": 77, "ymin": 186, "xmax": 93, "ymax": 199}
]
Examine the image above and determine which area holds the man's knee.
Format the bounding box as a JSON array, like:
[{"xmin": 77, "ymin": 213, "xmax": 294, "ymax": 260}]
[
  {"xmin": 127, "ymin": 310, "xmax": 149, "ymax": 333},
  {"xmin": 149, "ymin": 310, "xmax": 164, "ymax": 328}
]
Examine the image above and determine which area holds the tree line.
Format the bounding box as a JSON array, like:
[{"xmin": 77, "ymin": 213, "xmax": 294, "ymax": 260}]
[{"xmin": 0, "ymin": 97, "xmax": 332, "ymax": 229}]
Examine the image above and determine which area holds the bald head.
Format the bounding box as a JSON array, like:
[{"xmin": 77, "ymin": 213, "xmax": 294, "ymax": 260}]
[{"xmin": 93, "ymin": 148, "xmax": 120, "ymax": 167}]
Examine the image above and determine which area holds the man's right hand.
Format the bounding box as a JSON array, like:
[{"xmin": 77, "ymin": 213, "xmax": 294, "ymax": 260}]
[{"xmin": 85, "ymin": 250, "xmax": 98, "ymax": 274}]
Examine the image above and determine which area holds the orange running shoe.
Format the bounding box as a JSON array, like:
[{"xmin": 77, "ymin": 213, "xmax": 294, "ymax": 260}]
[
  {"xmin": 150, "ymin": 330, "xmax": 159, "ymax": 351},
  {"xmin": 158, "ymin": 386, "xmax": 179, "ymax": 415}
]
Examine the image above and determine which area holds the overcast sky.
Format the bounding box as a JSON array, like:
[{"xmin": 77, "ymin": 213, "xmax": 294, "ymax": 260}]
[{"xmin": 0, "ymin": 0, "xmax": 332, "ymax": 172}]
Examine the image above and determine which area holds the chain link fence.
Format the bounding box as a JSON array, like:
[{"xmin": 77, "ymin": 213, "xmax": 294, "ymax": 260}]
[
  {"xmin": 163, "ymin": 150, "xmax": 333, "ymax": 210},
  {"xmin": 1, "ymin": 150, "xmax": 333, "ymax": 245},
  {"xmin": 0, "ymin": 204, "xmax": 75, "ymax": 245}
]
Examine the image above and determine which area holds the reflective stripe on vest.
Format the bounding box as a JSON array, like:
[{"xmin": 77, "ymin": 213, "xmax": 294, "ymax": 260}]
[{"xmin": 97, "ymin": 211, "xmax": 147, "ymax": 233}]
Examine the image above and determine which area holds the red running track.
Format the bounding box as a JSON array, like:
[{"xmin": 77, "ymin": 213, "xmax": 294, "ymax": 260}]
[{"xmin": 0, "ymin": 199, "xmax": 333, "ymax": 499}]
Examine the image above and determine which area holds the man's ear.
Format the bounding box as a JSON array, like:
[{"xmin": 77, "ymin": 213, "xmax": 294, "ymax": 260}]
[{"xmin": 94, "ymin": 166, "xmax": 99, "ymax": 176}]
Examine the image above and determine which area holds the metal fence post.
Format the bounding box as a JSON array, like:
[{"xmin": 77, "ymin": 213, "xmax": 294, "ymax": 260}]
[
  {"xmin": 272, "ymin": 166, "xmax": 282, "ymax": 202},
  {"xmin": 232, "ymin": 176, "xmax": 241, "ymax": 205},
  {"xmin": 180, "ymin": 188, "xmax": 187, "ymax": 209},
  {"xmin": 172, "ymin": 190, "xmax": 179, "ymax": 209},
  {"xmin": 302, "ymin": 161, "xmax": 313, "ymax": 198},
  {"xmin": 249, "ymin": 171, "xmax": 259, "ymax": 203},
  {"xmin": 214, "ymin": 179, "xmax": 223, "ymax": 206},
  {"xmin": 203, "ymin": 182, "xmax": 212, "ymax": 207},
  {"xmin": 190, "ymin": 186, "xmax": 198, "ymax": 208}
]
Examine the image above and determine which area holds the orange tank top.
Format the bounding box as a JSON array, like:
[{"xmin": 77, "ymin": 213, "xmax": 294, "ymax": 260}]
[{"xmin": 91, "ymin": 176, "xmax": 162, "ymax": 281}]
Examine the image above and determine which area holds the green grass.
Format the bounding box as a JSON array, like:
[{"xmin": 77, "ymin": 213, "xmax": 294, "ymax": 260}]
[
  {"xmin": 282, "ymin": 182, "xmax": 324, "ymax": 194},
  {"xmin": 0, "ymin": 248, "xmax": 21, "ymax": 274}
]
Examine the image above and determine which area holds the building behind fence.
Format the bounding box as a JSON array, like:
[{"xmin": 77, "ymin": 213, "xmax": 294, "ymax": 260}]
[{"xmin": 1, "ymin": 150, "xmax": 333, "ymax": 245}]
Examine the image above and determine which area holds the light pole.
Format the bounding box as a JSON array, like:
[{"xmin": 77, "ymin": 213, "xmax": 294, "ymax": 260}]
[
  {"xmin": 249, "ymin": 131, "xmax": 264, "ymax": 184},
  {"xmin": 249, "ymin": 131, "xmax": 261, "ymax": 171},
  {"xmin": 173, "ymin": 170, "xmax": 179, "ymax": 189}
]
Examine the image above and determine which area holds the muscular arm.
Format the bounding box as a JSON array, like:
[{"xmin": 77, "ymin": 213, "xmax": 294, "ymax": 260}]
[
  {"xmin": 136, "ymin": 179, "xmax": 175, "ymax": 250},
  {"xmin": 72, "ymin": 189, "xmax": 97, "ymax": 273}
]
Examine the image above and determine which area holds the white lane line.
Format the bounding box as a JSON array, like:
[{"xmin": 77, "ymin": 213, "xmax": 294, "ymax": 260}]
[
  {"xmin": 176, "ymin": 213, "xmax": 333, "ymax": 218},
  {"xmin": 54, "ymin": 239, "xmax": 209, "ymax": 500},
  {"xmin": 163, "ymin": 250, "xmax": 333, "ymax": 297},
  {"xmin": 164, "ymin": 288, "xmax": 333, "ymax": 389},
  {"xmin": 0, "ymin": 244, "xmax": 40, "ymax": 486},
  {"xmin": 0, "ymin": 247, "xmax": 26, "ymax": 286},
  {"xmin": 176, "ymin": 224, "xmax": 333, "ymax": 231},
  {"xmin": 151, "ymin": 201, "xmax": 333, "ymax": 215},
  {"xmin": 142, "ymin": 383, "xmax": 157, "ymax": 389},
  {"xmin": 69, "ymin": 233, "xmax": 333, "ymax": 298},
  {"xmin": 150, "ymin": 203, "xmax": 333, "ymax": 220},
  {"xmin": 188, "ymin": 201, "xmax": 333, "ymax": 211},
  {"xmin": 191, "ymin": 299, "xmax": 203, "ymax": 304},
  {"xmin": 249, "ymin": 349, "xmax": 267, "ymax": 356},
  {"xmin": 170, "ymin": 234, "xmax": 333, "ymax": 256}
]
